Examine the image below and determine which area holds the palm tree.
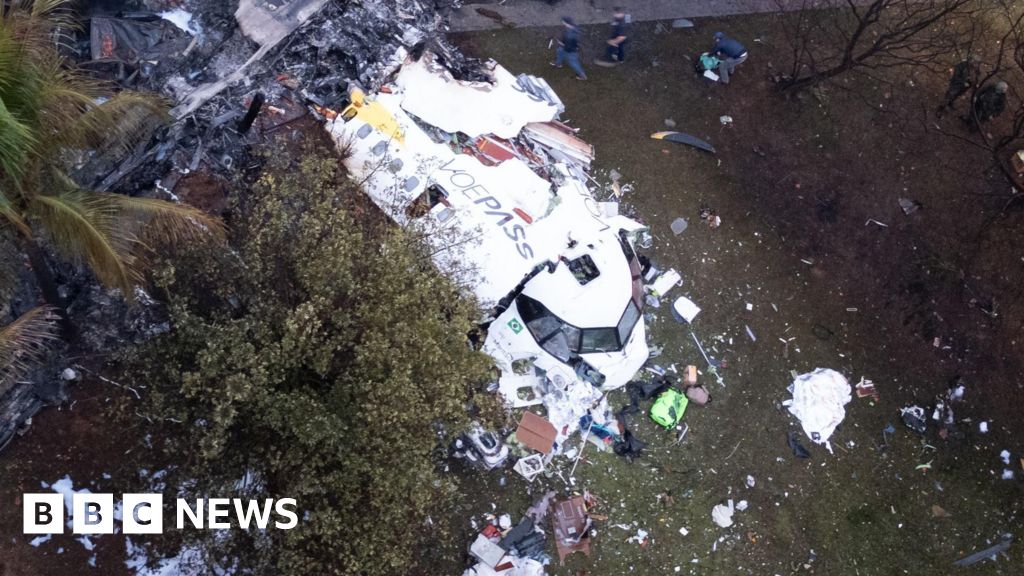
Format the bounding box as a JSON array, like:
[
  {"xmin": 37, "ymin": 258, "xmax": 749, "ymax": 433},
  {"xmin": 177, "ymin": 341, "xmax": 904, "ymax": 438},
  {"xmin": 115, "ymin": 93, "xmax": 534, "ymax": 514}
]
[
  {"xmin": 0, "ymin": 1, "xmax": 223, "ymax": 335},
  {"xmin": 0, "ymin": 306, "xmax": 59, "ymax": 398}
]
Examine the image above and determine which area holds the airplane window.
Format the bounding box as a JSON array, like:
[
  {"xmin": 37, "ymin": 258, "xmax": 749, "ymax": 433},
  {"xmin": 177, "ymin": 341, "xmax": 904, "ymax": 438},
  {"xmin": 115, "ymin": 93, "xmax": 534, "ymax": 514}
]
[
  {"xmin": 617, "ymin": 300, "xmax": 641, "ymax": 345},
  {"xmin": 561, "ymin": 323, "xmax": 581, "ymax": 352},
  {"xmin": 527, "ymin": 315, "xmax": 561, "ymax": 342},
  {"xmin": 618, "ymin": 234, "xmax": 645, "ymax": 309},
  {"xmin": 566, "ymin": 255, "xmax": 600, "ymax": 285},
  {"xmin": 518, "ymin": 294, "xmax": 631, "ymax": 358},
  {"xmin": 580, "ymin": 327, "xmax": 618, "ymax": 353},
  {"xmin": 404, "ymin": 185, "xmax": 449, "ymax": 220},
  {"xmin": 541, "ymin": 331, "xmax": 572, "ymax": 363}
]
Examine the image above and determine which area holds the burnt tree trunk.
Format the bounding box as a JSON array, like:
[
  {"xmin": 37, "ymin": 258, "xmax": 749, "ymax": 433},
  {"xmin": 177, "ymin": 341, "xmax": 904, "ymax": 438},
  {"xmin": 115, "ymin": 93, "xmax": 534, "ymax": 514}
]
[{"xmin": 21, "ymin": 236, "xmax": 75, "ymax": 339}]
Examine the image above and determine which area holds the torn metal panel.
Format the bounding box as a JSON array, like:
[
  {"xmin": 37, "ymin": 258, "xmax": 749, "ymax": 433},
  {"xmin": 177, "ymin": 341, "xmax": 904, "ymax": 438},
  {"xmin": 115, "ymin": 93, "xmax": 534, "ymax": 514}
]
[
  {"xmin": 395, "ymin": 54, "xmax": 558, "ymax": 139},
  {"xmin": 235, "ymin": 0, "xmax": 330, "ymax": 47},
  {"xmin": 498, "ymin": 373, "xmax": 544, "ymax": 408},
  {"xmin": 516, "ymin": 74, "xmax": 565, "ymax": 114},
  {"xmin": 521, "ymin": 122, "xmax": 594, "ymax": 168}
]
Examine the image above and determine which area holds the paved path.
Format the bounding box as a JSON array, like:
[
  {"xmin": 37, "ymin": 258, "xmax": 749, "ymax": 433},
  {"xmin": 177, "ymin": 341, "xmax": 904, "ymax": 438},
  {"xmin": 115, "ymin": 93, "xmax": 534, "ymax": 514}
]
[{"xmin": 449, "ymin": 0, "xmax": 800, "ymax": 32}]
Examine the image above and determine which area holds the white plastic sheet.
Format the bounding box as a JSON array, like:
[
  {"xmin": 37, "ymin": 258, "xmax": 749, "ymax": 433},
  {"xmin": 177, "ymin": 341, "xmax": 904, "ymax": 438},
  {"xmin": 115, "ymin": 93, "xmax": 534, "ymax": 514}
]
[{"xmin": 786, "ymin": 368, "xmax": 851, "ymax": 445}]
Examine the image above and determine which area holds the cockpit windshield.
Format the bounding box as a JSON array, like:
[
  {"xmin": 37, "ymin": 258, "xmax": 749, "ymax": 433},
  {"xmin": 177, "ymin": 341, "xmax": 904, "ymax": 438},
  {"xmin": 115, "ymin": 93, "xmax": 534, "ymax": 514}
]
[{"xmin": 514, "ymin": 230, "xmax": 645, "ymax": 360}]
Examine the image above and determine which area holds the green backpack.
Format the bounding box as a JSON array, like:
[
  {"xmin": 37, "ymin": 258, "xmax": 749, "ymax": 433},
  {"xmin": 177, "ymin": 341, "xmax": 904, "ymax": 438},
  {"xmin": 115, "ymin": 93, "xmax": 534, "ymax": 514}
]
[
  {"xmin": 700, "ymin": 53, "xmax": 720, "ymax": 72},
  {"xmin": 650, "ymin": 389, "xmax": 689, "ymax": 429}
]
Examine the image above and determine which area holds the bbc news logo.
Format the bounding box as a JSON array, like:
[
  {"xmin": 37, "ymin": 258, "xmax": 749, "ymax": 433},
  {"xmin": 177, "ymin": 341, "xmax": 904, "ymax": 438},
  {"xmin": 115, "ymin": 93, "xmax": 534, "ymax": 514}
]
[{"xmin": 24, "ymin": 494, "xmax": 298, "ymax": 534}]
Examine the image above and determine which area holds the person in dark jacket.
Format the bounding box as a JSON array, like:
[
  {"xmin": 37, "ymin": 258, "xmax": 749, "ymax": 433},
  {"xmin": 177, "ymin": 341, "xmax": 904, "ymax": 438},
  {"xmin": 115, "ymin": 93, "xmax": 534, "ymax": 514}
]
[
  {"xmin": 967, "ymin": 81, "xmax": 1008, "ymax": 129},
  {"xmin": 936, "ymin": 55, "xmax": 981, "ymax": 117},
  {"xmin": 595, "ymin": 7, "xmax": 629, "ymax": 66},
  {"xmin": 550, "ymin": 16, "xmax": 586, "ymax": 80},
  {"xmin": 710, "ymin": 32, "xmax": 747, "ymax": 84}
]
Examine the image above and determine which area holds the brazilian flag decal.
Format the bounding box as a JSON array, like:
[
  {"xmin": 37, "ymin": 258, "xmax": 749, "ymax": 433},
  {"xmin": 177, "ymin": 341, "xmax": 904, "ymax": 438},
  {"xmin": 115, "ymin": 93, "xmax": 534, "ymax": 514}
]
[{"xmin": 507, "ymin": 318, "xmax": 524, "ymax": 334}]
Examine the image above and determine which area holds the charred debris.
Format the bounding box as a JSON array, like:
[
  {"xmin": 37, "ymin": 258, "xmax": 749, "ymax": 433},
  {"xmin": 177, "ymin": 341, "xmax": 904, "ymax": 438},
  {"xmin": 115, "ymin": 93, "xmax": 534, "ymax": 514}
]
[{"xmin": 0, "ymin": 0, "xmax": 480, "ymax": 449}]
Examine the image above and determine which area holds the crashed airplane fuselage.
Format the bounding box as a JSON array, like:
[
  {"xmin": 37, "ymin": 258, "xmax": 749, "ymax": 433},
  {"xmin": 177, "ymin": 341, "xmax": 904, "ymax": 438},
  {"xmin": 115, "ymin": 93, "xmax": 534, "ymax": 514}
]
[{"xmin": 326, "ymin": 51, "xmax": 649, "ymax": 401}]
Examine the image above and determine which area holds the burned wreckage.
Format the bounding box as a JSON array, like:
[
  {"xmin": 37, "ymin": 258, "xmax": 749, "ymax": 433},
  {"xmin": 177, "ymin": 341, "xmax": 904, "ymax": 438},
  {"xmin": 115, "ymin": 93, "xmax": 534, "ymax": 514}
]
[
  {"xmin": 0, "ymin": 1, "xmax": 484, "ymax": 446},
  {"xmin": 331, "ymin": 52, "xmax": 651, "ymax": 450},
  {"xmin": 4, "ymin": 3, "xmax": 652, "ymax": 462}
]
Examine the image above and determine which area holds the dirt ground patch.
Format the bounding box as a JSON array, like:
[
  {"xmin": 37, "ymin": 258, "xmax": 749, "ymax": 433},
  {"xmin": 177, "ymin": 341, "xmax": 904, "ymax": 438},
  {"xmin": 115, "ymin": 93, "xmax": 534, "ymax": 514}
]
[
  {"xmin": 445, "ymin": 11, "xmax": 1023, "ymax": 576},
  {"xmin": 1, "ymin": 10, "xmax": 1022, "ymax": 576}
]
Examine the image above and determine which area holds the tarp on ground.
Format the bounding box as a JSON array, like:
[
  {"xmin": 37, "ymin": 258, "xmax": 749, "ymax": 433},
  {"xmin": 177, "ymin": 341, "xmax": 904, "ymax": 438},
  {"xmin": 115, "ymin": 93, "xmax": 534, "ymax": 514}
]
[{"xmin": 787, "ymin": 368, "xmax": 851, "ymax": 445}]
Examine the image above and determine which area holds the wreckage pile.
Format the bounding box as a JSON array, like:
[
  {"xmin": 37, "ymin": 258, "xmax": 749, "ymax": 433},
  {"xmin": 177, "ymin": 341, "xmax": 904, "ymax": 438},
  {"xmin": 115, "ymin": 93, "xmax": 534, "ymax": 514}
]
[{"xmin": 1, "ymin": 0, "xmax": 477, "ymax": 450}]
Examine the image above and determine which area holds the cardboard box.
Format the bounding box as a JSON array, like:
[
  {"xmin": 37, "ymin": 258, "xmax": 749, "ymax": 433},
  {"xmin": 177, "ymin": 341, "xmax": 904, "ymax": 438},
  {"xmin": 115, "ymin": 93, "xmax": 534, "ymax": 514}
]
[
  {"xmin": 516, "ymin": 411, "xmax": 557, "ymax": 454},
  {"xmin": 684, "ymin": 365, "xmax": 698, "ymax": 386}
]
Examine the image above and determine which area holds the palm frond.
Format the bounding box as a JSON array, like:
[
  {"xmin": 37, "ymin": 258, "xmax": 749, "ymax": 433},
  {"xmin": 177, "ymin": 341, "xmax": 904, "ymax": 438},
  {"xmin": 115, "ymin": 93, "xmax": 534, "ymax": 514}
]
[
  {"xmin": 31, "ymin": 189, "xmax": 139, "ymax": 293},
  {"xmin": 30, "ymin": 189, "xmax": 225, "ymax": 295},
  {"xmin": 0, "ymin": 306, "xmax": 59, "ymax": 395},
  {"xmin": 0, "ymin": 187, "xmax": 32, "ymax": 237},
  {"xmin": 0, "ymin": 95, "xmax": 39, "ymax": 182},
  {"xmin": 69, "ymin": 91, "xmax": 170, "ymax": 160},
  {"xmin": 113, "ymin": 195, "xmax": 227, "ymax": 247}
]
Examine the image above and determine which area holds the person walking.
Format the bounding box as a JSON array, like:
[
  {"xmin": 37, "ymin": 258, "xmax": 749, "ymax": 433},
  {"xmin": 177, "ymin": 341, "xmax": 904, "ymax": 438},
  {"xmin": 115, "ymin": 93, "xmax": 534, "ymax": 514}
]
[
  {"xmin": 967, "ymin": 81, "xmax": 1008, "ymax": 130},
  {"xmin": 550, "ymin": 16, "xmax": 586, "ymax": 80},
  {"xmin": 709, "ymin": 32, "xmax": 747, "ymax": 84},
  {"xmin": 936, "ymin": 55, "xmax": 981, "ymax": 117},
  {"xmin": 594, "ymin": 7, "xmax": 629, "ymax": 67}
]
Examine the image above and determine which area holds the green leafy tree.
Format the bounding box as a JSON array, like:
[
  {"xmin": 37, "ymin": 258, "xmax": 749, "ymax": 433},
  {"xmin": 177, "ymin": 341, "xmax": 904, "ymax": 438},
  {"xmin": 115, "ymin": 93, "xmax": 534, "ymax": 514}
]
[
  {"xmin": 127, "ymin": 141, "xmax": 495, "ymax": 575},
  {"xmin": 0, "ymin": 0, "xmax": 222, "ymax": 332}
]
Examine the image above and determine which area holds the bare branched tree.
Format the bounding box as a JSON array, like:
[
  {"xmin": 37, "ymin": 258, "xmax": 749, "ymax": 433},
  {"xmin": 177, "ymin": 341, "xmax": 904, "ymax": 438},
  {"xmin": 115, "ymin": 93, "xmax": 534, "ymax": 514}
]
[
  {"xmin": 777, "ymin": 0, "xmax": 983, "ymax": 92},
  {"xmin": 930, "ymin": 2, "xmax": 1024, "ymax": 203}
]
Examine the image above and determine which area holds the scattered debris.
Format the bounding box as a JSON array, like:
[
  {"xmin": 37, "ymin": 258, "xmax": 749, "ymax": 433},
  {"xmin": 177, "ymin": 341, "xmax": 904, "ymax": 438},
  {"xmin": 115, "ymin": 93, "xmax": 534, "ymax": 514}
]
[
  {"xmin": 671, "ymin": 217, "xmax": 689, "ymax": 235},
  {"xmin": 699, "ymin": 206, "xmax": 722, "ymax": 228},
  {"xmin": 931, "ymin": 505, "xmax": 950, "ymax": 518},
  {"xmin": 664, "ymin": 118, "xmax": 677, "ymax": 128},
  {"xmin": 552, "ymin": 496, "xmax": 591, "ymax": 564},
  {"xmin": 470, "ymin": 533, "xmax": 507, "ymax": 567},
  {"xmin": 719, "ymin": 115, "xmax": 733, "ymax": 125},
  {"xmin": 452, "ymin": 424, "xmax": 509, "ymax": 470},
  {"xmin": 515, "ymin": 412, "xmax": 558, "ymax": 455},
  {"xmin": 952, "ymin": 534, "xmax": 1013, "ymax": 567},
  {"xmin": 898, "ymin": 198, "xmax": 922, "ymax": 215},
  {"xmin": 526, "ymin": 491, "xmax": 557, "ymax": 523},
  {"xmin": 513, "ymin": 454, "xmax": 546, "ymax": 482},
  {"xmin": 855, "ymin": 377, "xmax": 879, "ymax": 401},
  {"xmin": 711, "ymin": 500, "xmax": 735, "ymax": 528},
  {"xmin": 672, "ymin": 19, "xmax": 695, "ymax": 28},
  {"xmin": 787, "ymin": 431, "xmax": 811, "ymax": 459},
  {"xmin": 900, "ymin": 406, "xmax": 927, "ymax": 434},
  {"xmin": 650, "ymin": 389, "xmax": 688, "ymax": 429},
  {"xmin": 626, "ymin": 528, "xmax": 649, "ymax": 545},
  {"xmin": 672, "ymin": 297, "xmax": 702, "ymax": 323},
  {"xmin": 784, "ymin": 369, "xmax": 852, "ymax": 447},
  {"xmin": 651, "ymin": 131, "xmax": 716, "ymax": 153},
  {"xmin": 649, "ymin": 269, "xmax": 682, "ymax": 298}
]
